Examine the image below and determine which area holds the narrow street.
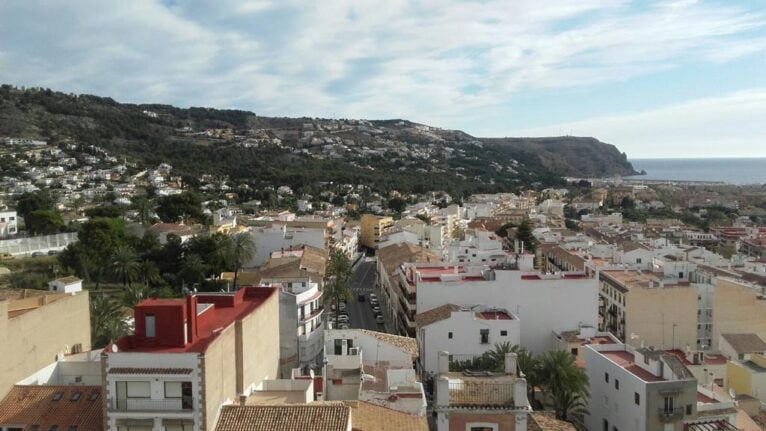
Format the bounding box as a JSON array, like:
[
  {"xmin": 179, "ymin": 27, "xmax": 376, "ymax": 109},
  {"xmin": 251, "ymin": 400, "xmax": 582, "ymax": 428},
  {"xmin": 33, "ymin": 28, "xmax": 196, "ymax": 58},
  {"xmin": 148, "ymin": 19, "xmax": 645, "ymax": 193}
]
[{"xmin": 345, "ymin": 258, "xmax": 387, "ymax": 331}]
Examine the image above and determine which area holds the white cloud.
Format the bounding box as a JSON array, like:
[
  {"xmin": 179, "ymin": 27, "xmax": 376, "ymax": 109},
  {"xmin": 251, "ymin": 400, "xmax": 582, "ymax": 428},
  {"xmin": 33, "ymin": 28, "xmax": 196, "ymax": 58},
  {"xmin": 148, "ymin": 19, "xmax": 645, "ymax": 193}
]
[
  {"xmin": 0, "ymin": 0, "xmax": 764, "ymax": 148},
  {"xmin": 514, "ymin": 89, "xmax": 766, "ymax": 158}
]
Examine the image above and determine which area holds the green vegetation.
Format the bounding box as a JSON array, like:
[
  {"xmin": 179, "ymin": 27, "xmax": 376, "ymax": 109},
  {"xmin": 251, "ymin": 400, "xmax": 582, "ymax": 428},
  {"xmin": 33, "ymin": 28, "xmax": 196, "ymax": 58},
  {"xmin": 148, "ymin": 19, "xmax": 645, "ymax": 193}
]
[
  {"xmin": 0, "ymin": 86, "xmax": 637, "ymax": 198},
  {"xmin": 324, "ymin": 249, "xmax": 353, "ymax": 327}
]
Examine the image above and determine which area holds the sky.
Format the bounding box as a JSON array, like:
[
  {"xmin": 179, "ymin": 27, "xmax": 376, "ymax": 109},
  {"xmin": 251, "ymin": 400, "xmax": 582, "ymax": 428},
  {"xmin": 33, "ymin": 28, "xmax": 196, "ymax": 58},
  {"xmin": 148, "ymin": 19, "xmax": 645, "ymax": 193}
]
[{"xmin": 1, "ymin": 0, "xmax": 765, "ymax": 158}]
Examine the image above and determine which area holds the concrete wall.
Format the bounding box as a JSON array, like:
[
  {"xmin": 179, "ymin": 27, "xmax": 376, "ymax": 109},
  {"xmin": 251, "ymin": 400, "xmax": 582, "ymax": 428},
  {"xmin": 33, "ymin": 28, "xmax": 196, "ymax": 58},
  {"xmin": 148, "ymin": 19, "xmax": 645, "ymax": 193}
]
[
  {"xmin": 0, "ymin": 291, "xmax": 91, "ymax": 399},
  {"xmin": 239, "ymin": 288, "xmax": 280, "ymax": 393},
  {"xmin": 712, "ymin": 278, "xmax": 766, "ymax": 351},
  {"xmin": 202, "ymin": 324, "xmax": 238, "ymax": 430},
  {"xmin": 625, "ymin": 286, "xmax": 698, "ymax": 351}
]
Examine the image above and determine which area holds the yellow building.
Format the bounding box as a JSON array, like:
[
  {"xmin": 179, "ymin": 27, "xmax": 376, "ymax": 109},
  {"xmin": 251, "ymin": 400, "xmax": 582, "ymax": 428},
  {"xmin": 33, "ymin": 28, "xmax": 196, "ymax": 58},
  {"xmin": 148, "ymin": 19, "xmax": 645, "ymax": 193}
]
[
  {"xmin": 360, "ymin": 214, "xmax": 393, "ymax": 249},
  {"xmin": 726, "ymin": 353, "xmax": 766, "ymax": 401},
  {"xmin": 712, "ymin": 278, "xmax": 766, "ymax": 351},
  {"xmin": 599, "ymin": 270, "xmax": 698, "ymax": 351},
  {"xmin": 0, "ymin": 289, "xmax": 91, "ymax": 399}
]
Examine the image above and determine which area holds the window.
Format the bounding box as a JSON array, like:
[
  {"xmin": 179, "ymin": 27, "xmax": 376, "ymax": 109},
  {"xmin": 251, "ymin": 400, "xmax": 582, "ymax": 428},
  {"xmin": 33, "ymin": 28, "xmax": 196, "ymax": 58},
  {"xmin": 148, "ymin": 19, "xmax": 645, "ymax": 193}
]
[
  {"xmin": 88, "ymin": 390, "xmax": 100, "ymax": 401},
  {"xmin": 571, "ymin": 348, "xmax": 578, "ymax": 356},
  {"xmin": 500, "ymin": 330, "xmax": 508, "ymax": 337},
  {"xmin": 636, "ymin": 258, "xmax": 642, "ymax": 264},
  {"xmin": 685, "ymin": 404, "xmax": 692, "ymax": 415},
  {"xmin": 480, "ymin": 329, "xmax": 489, "ymax": 344},
  {"xmin": 334, "ymin": 339, "xmax": 343, "ymax": 355},
  {"xmin": 663, "ymin": 396, "xmax": 674, "ymax": 413},
  {"xmin": 49, "ymin": 427, "xmax": 59, "ymax": 431},
  {"xmin": 145, "ymin": 315, "xmax": 156, "ymax": 338},
  {"xmin": 615, "ymin": 379, "xmax": 619, "ymax": 390},
  {"xmin": 126, "ymin": 381, "xmax": 151, "ymax": 398},
  {"xmin": 67, "ymin": 427, "xmax": 78, "ymax": 431},
  {"xmin": 52, "ymin": 392, "xmax": 64, "ymax": 401},
  {"xmin": 604, "ymin": 372, "xmax": 609, "ymax": 383},
  {"xmin": 634, "ymin": 392, "xmax": 640, "ymax": 405},
  {"xmin": 448, "ymin": 332, "xmax": 453, "ymax": 339},
  {"xmin": 71, "ymin": 391, "xmax": 82, "ymax": 401}
]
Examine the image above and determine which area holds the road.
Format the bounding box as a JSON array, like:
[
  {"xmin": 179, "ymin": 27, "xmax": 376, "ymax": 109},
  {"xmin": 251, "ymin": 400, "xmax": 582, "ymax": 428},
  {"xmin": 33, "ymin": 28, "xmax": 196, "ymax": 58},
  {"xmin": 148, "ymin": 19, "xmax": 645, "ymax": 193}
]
[{"xmin": 345, "ymin": 258, "xmax": 387, "ymax": 331}]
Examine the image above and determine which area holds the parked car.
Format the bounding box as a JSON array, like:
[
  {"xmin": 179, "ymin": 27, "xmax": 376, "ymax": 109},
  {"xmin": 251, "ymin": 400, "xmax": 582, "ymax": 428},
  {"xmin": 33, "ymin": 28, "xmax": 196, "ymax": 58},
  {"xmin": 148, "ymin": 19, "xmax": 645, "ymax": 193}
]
[
  {"xmin": 369, "ymin": 293, "xmax": 378, "ymax": 301},
  {"xmin": 337, "ymin": 315, "xmax": 349, "ymax": 322},
  {"xmin": 376, "ymin": 315, "xmax": 385, "ymax": 324},
  {"xmin": 31, "ymin": 251, "xmax": 44, "ymax": 257},
  {"xmin": 338, "ymin": 302, "xmax": 346, "ymax": 311},
  {"xmin": 358, "ymin": 294, "xmax": 366, "ymax": 302},
  {"xmin": 338, "ymin": 323, "xmax": 350, "ymax": 329},
  {"xmin": 372, "ymin": 305, "xmax": 381, "ymax": 313},
  {"xmin": 47, "ymin": 250, "xmax": 60, "ymax": 256}
]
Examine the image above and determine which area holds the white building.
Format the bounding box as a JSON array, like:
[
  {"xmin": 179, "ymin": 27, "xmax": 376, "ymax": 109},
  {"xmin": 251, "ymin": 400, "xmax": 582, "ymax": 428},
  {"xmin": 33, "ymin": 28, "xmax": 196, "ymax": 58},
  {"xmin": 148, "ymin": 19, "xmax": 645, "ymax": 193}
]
[
  {"xmin": 248, "ymin": 224, "xmax": 326, "ymax": 267},
  {"xmin": 584, "ymin": 341, "xmax": 697, "ymax": 431},
  {"xmin": 416, "ymin": 304, "xmax": 519, "ymax": 377},
  {"xmin": 0, "ymin": 210, "xmax": 18, "ymax": 237},
  {"xmin": 324, "ymin": 328, "xmax": 425, "ymax": 416},
  {"xmin": 48, "ymin": 276, "xmax": 83, "ymax": 294},
  {"xmin": 411, "ymin": 262, "xmax": 598, "ymax": 354}
]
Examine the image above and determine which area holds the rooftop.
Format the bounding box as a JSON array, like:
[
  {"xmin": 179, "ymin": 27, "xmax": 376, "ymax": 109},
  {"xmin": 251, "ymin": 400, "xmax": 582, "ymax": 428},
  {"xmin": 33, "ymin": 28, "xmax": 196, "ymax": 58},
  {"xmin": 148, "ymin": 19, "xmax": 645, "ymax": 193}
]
[
  {"xmin": 109, "ymin": 287, "xmax": 276, "ymax": 354},
  {"xmin": 358, "ymin": 329, "xmax": 419, "ymax": 359},
  {"xmin": 347, "ymin": 400, "xmax": 428, "ymax": 431},
  {"xmin": 600, "ymin": 350, "xmax": 664, "ymax": 382},
  {"xmin": 721, "ymin": 333, "xmax": 766, "ymax": 354},
  {"xmin": 214, "ymin": 403, "xmax": 350, "ymax": 431},
  {"xmin": 0, "ymin": 385, "xmax": 103, "ymax": 430}
]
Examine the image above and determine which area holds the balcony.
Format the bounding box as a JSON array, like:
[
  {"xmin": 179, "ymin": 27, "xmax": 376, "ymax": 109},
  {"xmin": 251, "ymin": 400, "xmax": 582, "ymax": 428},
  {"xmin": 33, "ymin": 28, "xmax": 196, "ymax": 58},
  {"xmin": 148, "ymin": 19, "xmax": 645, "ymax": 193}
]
[
  {"xmin": 658, "ymin": 407, "xmax": 684, "ymax": 422},
  {"xmin": 110, "ymin": 397, "xmax": 193, "ymax": 412},
  {"xmin": 299, "ymin": 305, "xmax": 324, "ymax": 323}
]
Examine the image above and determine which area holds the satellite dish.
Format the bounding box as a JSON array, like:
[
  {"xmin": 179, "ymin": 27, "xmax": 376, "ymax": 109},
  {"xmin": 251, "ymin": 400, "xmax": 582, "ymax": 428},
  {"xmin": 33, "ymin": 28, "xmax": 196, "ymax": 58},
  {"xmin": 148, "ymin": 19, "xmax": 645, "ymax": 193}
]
[{"xmin": 111, "ymin": 344, "xmax": 119, "ymax": 353}]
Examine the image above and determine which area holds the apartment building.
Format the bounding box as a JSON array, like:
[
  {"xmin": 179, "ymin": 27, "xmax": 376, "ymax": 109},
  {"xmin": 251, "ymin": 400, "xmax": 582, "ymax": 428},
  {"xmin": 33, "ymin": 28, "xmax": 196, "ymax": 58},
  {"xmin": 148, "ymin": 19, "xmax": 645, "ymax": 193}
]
[
  {"xmin": 102, "ymin": 287, "xmax": 279, "ymax": 431},
  {"xmin": 585, "ymin": 342, "xmax": 697, "ymax": 431},
  {"xmin": 0, "ymin": 288, "xmax": 91, "ymax": 399},
  {"xmin": 410, "ymin": 260, "xmax": 597, "ymax": 354},
  {"xmin": 360, "ymin": 214, "xmax": 393, "ymax": 249},
  {"xmin": 433, "ymin": 350, "xmax": 530, "ymax": 431},
  {"xmin": 598, "ymin": 270, "xmax": 699, "ymax": 351},
  {"xmin": 416, "ymin": 304, "xmax": 519, "ymax": 377},
  {"xmin": 0, "ymin": 210, "xmax": 17, "ymax": 237},
  {"xmin": 376, "ymin": 242, "xmax": 441, "ymax": 337},
  {"xmin": 247, "ymin": 223, "xmax": 327, "ymax": 267},
  {"xmin": 250, "ymin": 246, "xmax": 327, "ymax": 375}
]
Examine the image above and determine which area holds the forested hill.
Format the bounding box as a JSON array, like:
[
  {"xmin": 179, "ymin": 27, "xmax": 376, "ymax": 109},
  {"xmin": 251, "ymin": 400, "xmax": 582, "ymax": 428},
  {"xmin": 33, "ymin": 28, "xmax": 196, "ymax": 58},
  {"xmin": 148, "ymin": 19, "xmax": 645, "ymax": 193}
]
[{"xmin": 0, "ymin": 85, "xmax": 637, "ymax": 195}]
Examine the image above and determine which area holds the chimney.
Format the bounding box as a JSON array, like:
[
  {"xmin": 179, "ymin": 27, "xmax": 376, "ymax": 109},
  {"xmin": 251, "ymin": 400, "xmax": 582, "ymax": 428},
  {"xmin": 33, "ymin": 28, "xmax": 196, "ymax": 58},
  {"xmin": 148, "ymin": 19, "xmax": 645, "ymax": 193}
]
[
  {"xmin": 437, "ymin": 351, "xmax": 450, "ymax": 374},
  {"xmin": 186, "ymin": 295, "xmax": 198, "ymax": 344},
  {"xmin": 505, "ymin": 352, "xmax": 518, "ymax": 375}
]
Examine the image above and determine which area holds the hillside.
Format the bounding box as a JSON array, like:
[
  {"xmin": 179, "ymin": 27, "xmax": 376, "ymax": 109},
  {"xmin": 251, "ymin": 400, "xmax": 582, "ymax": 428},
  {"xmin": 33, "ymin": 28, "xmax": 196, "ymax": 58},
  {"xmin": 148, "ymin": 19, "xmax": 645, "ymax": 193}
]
[{"xmin": 0, "ymin": 85, "xmax": 636, "ymax": 196}]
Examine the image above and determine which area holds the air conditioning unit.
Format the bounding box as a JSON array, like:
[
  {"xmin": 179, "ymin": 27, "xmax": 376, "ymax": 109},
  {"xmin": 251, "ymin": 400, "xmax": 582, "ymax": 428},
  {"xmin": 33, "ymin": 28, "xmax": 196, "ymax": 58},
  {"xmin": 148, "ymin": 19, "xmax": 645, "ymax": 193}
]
[{"xmin": 349, "ymin": 347, "xmax": 360, "ymax": 356}]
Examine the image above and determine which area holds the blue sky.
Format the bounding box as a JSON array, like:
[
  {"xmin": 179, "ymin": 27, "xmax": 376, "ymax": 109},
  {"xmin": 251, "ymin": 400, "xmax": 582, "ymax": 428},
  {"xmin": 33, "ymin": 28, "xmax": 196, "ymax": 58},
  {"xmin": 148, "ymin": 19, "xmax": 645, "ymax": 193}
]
[{"xmin": 1, "ymin": 0, "xmax": 765, "ymax": 158}]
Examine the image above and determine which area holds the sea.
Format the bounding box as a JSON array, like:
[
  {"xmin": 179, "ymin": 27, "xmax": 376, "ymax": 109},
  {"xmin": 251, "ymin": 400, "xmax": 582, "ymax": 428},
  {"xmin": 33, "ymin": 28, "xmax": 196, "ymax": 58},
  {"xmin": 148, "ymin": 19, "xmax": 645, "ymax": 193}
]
[{"xmin": 624, "ymin": 158, "xmax": 766, "ymax": 185}]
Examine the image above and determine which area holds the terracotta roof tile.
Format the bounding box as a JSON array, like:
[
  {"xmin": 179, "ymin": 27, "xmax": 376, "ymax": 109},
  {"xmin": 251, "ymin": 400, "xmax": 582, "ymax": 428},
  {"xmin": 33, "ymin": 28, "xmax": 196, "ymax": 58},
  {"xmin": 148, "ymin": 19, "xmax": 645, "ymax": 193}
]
[
  {"xmin": 528, "ymin": 412, "xmax": 577, "ymax": 431},
  {"xmin": 347, "ymin": 400, "xmax": 427, "ymax": 431},
  {"xmin": 359, "ymin": 330, "xmax": 419, "ymax": 359},
  {"xmin": 215, "ymin": 403, "xmax": 351, "ymax": 431},
  {"xmin": 0, "ymin": 385, "xmax": 103, "ymax": 430},
  {"xmin": 721, "ymin": 333, "xmax": 766, "ymax": 354},
  {"xmin": 414, "ymin": 304, "xmax": 460, "ymax": 327}
]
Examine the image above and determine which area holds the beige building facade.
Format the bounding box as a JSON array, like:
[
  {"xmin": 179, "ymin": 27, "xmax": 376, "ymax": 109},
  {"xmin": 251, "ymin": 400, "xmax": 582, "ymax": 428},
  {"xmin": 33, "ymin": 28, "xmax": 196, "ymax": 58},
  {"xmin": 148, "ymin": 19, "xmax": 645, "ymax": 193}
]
[{"xmin": 0, "ymin": 289, "xmax": 91, "ymax": 399}]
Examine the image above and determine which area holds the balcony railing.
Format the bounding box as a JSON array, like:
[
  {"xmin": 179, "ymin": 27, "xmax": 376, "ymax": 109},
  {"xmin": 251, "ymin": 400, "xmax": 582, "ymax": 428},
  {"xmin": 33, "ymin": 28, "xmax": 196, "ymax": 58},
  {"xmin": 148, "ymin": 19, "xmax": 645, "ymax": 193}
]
[
  {"xmin": 448, "ymin": 381, "xmax": 514, "ymax": 407},
  {"xmin": 110, "ymin": 397, "xmax": 193, "ymax": 412},
  {"xmin": 449, "ymin": 354, "xmax": 504, "ymax": 373},
  {"xmin": 658, "ymin": 407, "xmax": 684, "ymax": 422}
]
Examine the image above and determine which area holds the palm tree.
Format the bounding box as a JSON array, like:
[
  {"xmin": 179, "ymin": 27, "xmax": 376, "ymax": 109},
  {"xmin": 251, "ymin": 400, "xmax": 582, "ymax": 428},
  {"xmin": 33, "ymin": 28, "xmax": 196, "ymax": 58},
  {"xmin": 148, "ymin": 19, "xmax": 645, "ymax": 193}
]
[
  {"xmin": 132, "ymin": 196, "xmax": 153, "ymax": 225},
  {"xmin": 324, "ymin": 250, "xmax": 353, "ymax": 327},
  {"xmin": 120, "ymin": 283, "xmax": 149, "ymax": 308},
  {"xmin": 111, "ymin": 246, "xmax": 140, "ymax": 288},
  {"xmin": 90, "ymin": 294, "xmax": 128, "ymax": 348},
  {"xmin": 538, "ymin": 350, "xmax": 589, "ymax": 423},
  {"xmin": 138, "ymin": 260, "xmax": 162, "ymax": 289},
  {"xmin": 229, "ymin": 232, "xmax": 255, "ymax": 289},
  {"xmin": 181, "ymin": 254, "xmax": 208, "ymax": 289}
]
